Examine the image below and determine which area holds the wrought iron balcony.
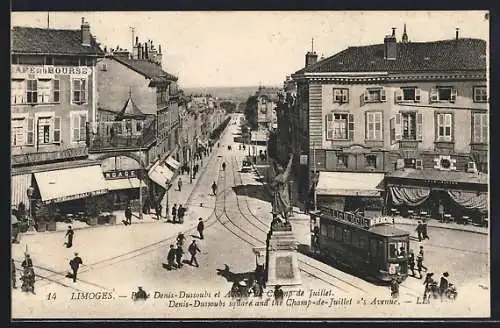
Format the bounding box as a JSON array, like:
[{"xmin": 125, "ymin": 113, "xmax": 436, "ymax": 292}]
[
  {"xmin": 11, "ymin": 146, "xmax": 88, "ymax": 166},
  {"xmin": 87, "ymin": 118, "xmax": 157, "ymax": 152}
]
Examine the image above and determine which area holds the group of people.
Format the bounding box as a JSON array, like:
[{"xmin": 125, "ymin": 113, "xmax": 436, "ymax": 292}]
[
  {"xmin": 407, "ymin": 245, "xmax": 429, "ymax": 279},
  {"xmin": 416, "ymin": 220, "xmax": 430, "ymax": 242},
  {"xmin": 12, "ymin": 254, "xmax": 36, "ymax": 294},
  {"xmin": 422, "ymin": 271, "xmax": 455, "ymax": 300},
  {"xmin": 171, "ymin": 204, "xmax": 187, "ymax": 223},
  {"xmin": 166, "ymin": 233, "xmax": 202, "ymax": 269}
]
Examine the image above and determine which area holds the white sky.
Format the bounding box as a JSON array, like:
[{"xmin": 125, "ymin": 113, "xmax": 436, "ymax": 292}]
[{"xmin": 12, "ymin": 11, "xmax": 489, "ymax": 88}]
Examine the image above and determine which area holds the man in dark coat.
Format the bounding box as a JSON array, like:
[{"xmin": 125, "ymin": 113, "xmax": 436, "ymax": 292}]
[
  {"xmin": 65, "ymin": 226, "xmax": 74, "ymax": 248},
  {"xmin": 124, "ymin": 203, "xmax": 132, "ymax": 225},
  {"xmin": 172, "ymin": 204, "xmax": 177, "ymax": 223},
  {"xmin": 133, "ymin": 286, "xmax": 148, "ymax": 301},
  {"xmin": 274, "ymin": 285, "xmax": 284, "ymax": 302},
  {"xmin": 167, "ymin": 245, "xmax": 177, "ymax": 270},
  {"xmin": 390, "ymin": 278, "xmax": 400, "ymax": 298},
  {"xmin": 197, "ymin": 218, "xmax": 205, "ymax": 240},
  {"xmin": 416, "ymin": 221, "xmax": 423, "ymax": 242},
  {"xmin": 188, "ymin": 240, "xmax": 201, "ymax": 267},
  {"xmin": 439, "ymin": 272, "xmax": 450, "ymax": 297},
  {"xmin": 211, "ymin": 182, "xmax": 217, "ymax": 196},
  {"xmin": 175, "ymin": 242, "xmax": 184, "ymax": 268},
  {"xmin": 69, "ymin": 253, "xmax": 83, "ymax": 283},
  {"xmin": 418, "ymin": 246, "xmax": 428, "ymax": 271},
  {"xmin": 422, "ymin": 219, "xmax": 430, "ymax": 240},
  {"xmin": 408, "ymin": 250, "xmax": 416, "ymax": 277},
  {"xmin": 22, "ymin": 254, "xmax": 33, "ymax": 269}
]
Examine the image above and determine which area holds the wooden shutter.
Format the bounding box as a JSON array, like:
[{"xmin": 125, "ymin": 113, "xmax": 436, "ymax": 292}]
[
  {"xmin": 360, "ymin": 92, "xmax": 365, "ymax": 106},
  {"xmin": 325, "ymin": 113, "xmax": 333, "ymax": 140},
  {"xmin": 380, "ymin": 89, "xmax": 387, "ymax": 102},
  {"xmin": 333, "ymin": 89, "xmax": 340, "ymax": 102},
  {"xmin": 430, "ymin": 88, "xmax": 438, "ymax": 102},
  {"xmin": 348, "ymin": 114, "xmax": 354, "ymax": 140},
  {"xmin": 342, "ymin": 89, "xmax": 349, "ymax": 103},
  {"xmin": 26, "ymin": 117, "xmax": 34, "ymax": 145},
  {"xmin": 395, "ymin": 113, "xmax": 402, "ymax": 141},
  {"xmin": 79, "ymin": 114, "xmax": 87, "ymax": 141},
  {"xmin": 53, "ymin": 116, "xmax": 61, "ymax": 143},
  {"xmin": 72, "ymin": 115, "xmax": 80, "ymax": 142},
  {"xmin": 416, "ymin": 112, "xmax": 423, "ymax": 140},
  {"xmin": 394, "ymin": 89, "xmax": 403, "ymax": 103},
  {"xmin": 450, "ymin": 88, "xmax": 457, "ymax": 102},
  {"xmin": 415, "ymin": 88, "xmax": 421, "ymax": 102},
  {"xmin": 365, "ymin": 112, "xmax": 371, "ymax": 140}
]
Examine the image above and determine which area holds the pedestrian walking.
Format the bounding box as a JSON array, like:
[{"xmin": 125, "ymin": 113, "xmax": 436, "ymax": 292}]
[
  {"xmin": 155, "ymin": 202, "xmax": 162, "ymax": 220},
  {"xmin": 439, "ymin": 272, "xmax": 450, "ymax": 298},
  {"xmin": 222, "ymin": 162, "xmax": 226, "ymax": 171},
  {"xmin": 416, "ymin": 221, "xmax": 423, "ymax": 242},
  {"xmin": 69, "ymin": 252, "xmax": 83, "ymax": 283},
  {"xmin": 177, "ymin": 233, "xmax": 186, "ymax": 248},
  {"xmin": 418, "ymin": 246, "xmax": 428, "ymax": 270},
  {"xmin": 167, "ymin": 245, "xmax": 177, "ymax": 270},
  {"xmin": 251, "ymin": 280, "xmax": 263, "ymax": 297},
  {"xmin": 390, "ymin": 278, "xmax": 400, "ymax": 298},
  {"xmin": 124, "ymin": 202, "xmax": 132, "ymax": 225},
  {"xmin": 12, "ymin": 211, "xmax": 20, "ymax": 244},
  {"xmin": 423, "ymin": 272, "xmax": 436, "ymax": 300},
  {"xmin": 188, "ymin": 240, "xmax": 201, "ymax": 267},
  {"xmin": 422, "ymin": 219, "xmax": 430, "ymax": 240},
  {"xmin": 12, "ymin": 259, "xmax": 17, "ymax": 289},
  {"xmin": 197, "ymin": 218, "xmax": 205, "ymax": 240},
  {"xmin": 177, "ymin": 205, "xmax": 185, "ymax": 223},
  {"xmin": 274, "ymin": 285, "xmax": 284, "ymax": 302},
  {"xmin": 408, "ymin": 250, "xmax": 416, "ymax": 277},
  {"xmin": 175, "ymin": 242, "xmax": 184, "ymax": 268},
  {"xmin": 178, "ymin": 177, "xmax": 183, "ymax": 192},
  {"xmin": 211, "ymin": 181, "xmax": 217, "ymax": 196},
  {"xmin": 21, "ymin": 254, "xmax": 33, "ymax": 269},
  {"xmin": 64, "ymin": 226, "xmax": 74, "ymax": 248},
  {"xmin": 416, "ymin": 255, "xmax": 426, "ymax": 279},
  {"xmin": 172, "ymin": 204, "xmax": 177, "ymax": 223}
]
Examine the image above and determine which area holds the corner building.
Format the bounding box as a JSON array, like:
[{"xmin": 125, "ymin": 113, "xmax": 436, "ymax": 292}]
[{"xmin": 290, "ymin": 27, "xmax": 488, "ymax": 221}]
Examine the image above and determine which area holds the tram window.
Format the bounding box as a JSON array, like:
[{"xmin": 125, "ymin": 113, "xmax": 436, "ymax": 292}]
[
  {"xmin": 389, "ymin": 243, "xmax": 398, "ymax": 258},
  {"xmin": 320, "ymin": 224, "xmax": 327, "ymax": 236},
  {"xmin": 352, "ymin": 231, "xmax": 359, "ymax": 248},
  {"xmin": 343, "ymin": 229, "xmax": 351, "ymax": 244},
  {"xmin": 335, "ymin": 226, "xmax": 343, "ymax": 241},
  {"xmin": 389, "ymin": 241, "xmax": 407, "ymax": 258},
  {"xmin": 359, "ymin": 235, "xmax": 368, "ymax": 250}
]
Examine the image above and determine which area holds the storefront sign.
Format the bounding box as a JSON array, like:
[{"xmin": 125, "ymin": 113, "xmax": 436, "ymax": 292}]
[
  {"xmin": 423, "ymin": 179, "xmax": 459, "ymax": 185},
  {"xmin": 42, "ymin": 189, "xmax": 107, "ymax": 204},
  {"xmin": 11, "ymin": 65, "xmax": 91, "ymax": 79},
  {"xmin": 104, "ymin": 169, "xmax": 140, "ymax": 180},
  {"xmin": 300, "ymin": 155, "xmax": 308, "ymax": 165}
]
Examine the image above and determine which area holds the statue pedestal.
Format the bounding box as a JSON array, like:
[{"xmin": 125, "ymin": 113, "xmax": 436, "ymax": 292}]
[{"xmin": 265, "ymin": 224, "xmax": 301, "ymax": 286}]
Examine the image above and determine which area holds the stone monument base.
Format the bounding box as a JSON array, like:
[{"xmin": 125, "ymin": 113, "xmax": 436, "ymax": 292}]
[{"xmin": 265, "ymin": 226, "xmax": 301, "ymax": 286}]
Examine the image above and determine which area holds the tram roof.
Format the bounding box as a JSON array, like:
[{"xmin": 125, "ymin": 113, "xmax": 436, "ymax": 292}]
[{"xmin": 368, "ymin": 224, "xmax": 409, "ymax": 237}]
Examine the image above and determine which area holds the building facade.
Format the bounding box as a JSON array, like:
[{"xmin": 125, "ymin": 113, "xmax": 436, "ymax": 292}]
[
  {"xmin": 11, "ymin": 19, "xmax": 108, "ymax": 226},
  {"xmin": 289, "ymin": 27, "xmax": 488, "ymax": 220},
  {"xmin": 91, "ymin": 36, "xmax": 181, "ymax": 211}
]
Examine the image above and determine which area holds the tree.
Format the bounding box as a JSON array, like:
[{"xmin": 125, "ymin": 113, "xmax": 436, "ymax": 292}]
[{"xmin": 243, "ymin": 95, "xmax": 258, "ymax": 130}]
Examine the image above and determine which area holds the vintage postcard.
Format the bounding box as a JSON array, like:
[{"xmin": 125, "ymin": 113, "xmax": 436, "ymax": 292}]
[{"xmin": 10, "ymin": 11, "xmax": 489, "ymax": 319}]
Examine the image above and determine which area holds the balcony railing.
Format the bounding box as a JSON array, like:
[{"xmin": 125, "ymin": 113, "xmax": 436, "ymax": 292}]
[
  {"xmin": 11, "ymin": 146, "xmax": 88, "ymax": 166},
  {"xmin": 87, "ymin": 118, "xmax": 157, "ymax": 152}
]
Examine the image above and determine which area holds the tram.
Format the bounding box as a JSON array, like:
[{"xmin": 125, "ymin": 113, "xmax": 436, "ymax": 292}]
[{"xmin": 310, "ymin": 206, "xmax": 410, "ymax": 283}]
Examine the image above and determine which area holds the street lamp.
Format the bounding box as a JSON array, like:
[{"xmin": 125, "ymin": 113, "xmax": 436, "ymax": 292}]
[
  {"xmin": 26, "ymin": 186, "xmax": 35, "ymax": 232},
  {"xmin": 165, "ymin": 180, "xmax": 171, "ymax": 221}
]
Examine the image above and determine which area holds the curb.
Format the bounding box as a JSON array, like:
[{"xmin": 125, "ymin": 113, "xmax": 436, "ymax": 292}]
[{"xmin": 394, "ymin": 221, "xmax": 488, "ymax": 235}]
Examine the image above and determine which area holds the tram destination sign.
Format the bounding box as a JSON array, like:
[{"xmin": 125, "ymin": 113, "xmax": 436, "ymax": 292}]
[{"xmin": 319, "ymin": 206, "xmax": 392, "ymax": 229}]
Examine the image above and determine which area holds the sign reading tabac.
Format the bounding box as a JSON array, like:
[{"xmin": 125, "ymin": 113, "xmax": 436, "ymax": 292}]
[{"xmin": 11, "ymin": 65, "xmax": 91, "ymax": 79}]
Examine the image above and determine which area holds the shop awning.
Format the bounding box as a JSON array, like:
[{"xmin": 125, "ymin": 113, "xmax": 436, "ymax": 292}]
[
  {"xmin": 148, "ymin": 161, "xmax": 174, "ymax": 188},
  {"xmin": 34, "ymin": 165, "xmax": 108, "ymax": 203},
  {"xmin": 105, "ymin": 178, "xmax": 143, "ymax": 191},
  {"xmin": 166, "ymin": 156, "xmax": 181, "ymax": 171},
  {"xmin": 316, "ymin": 172, "xmax": 384, "ymax": 197}
]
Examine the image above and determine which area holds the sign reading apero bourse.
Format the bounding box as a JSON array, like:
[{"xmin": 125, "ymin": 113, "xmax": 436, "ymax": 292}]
[{"xmin": 11, "ymin": 65, "xmax": 92, "ymax": 79}]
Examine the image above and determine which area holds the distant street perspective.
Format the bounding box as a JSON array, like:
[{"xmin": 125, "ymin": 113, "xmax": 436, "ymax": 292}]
[{"xmin": 11, "ymin": 11, "xmax": 489, "ymax": 319}]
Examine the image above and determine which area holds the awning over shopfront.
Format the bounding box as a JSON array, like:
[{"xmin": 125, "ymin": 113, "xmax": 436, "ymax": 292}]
[
  {"xmin": 448, "ymin": 190, "xmax": 488, "ymax": 214},
  {"xmin": 105, "ymin": 178, "xmax": 142, "ymax": 191},
  {"xmin": 389, "ymin": 185, "xmax": 431, "ymax": 207},
  {"xmin": 34, "ymin": 165, "xmax": 108, "ymax": 203},
  {"xmin": 316, "ymin": 172, "xmax": 384, "ymax": 197},
  {"xmin": 166, "ymin": 156, "xmax": 181, "ymax": 171},
  {"xmin": 148, "ymin": 161, "xmax": 174, "ymax": 188}
]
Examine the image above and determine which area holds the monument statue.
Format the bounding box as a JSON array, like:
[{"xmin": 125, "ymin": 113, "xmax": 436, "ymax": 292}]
[{"xmin": 270, "ymin": 154, "xmax": 294, "ymax": 223}]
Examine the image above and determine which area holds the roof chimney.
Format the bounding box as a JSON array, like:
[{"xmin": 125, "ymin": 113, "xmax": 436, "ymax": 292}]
[
  {"xmin": 402, "ymin": 23, "xmax": 409, "ymax": 44},
  {"xmin": 384, "ymin": 28, "xmax": 397, "ymax": 60},
  {"xmin": 305, "ymin": 38, "xmax": 318, "ymax": 67},
  {"xmin": 456, "ymin": 27, "xmax": 460, "ymax": 40},
  {"xmin": 81, "ymin": 17, "xmax": 91, "ymax": 46}
]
